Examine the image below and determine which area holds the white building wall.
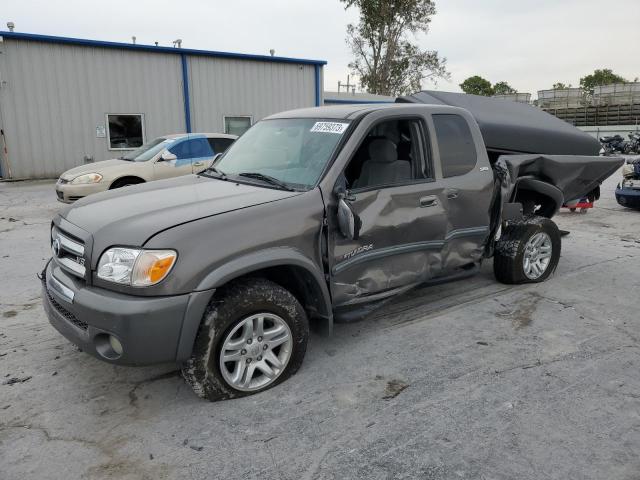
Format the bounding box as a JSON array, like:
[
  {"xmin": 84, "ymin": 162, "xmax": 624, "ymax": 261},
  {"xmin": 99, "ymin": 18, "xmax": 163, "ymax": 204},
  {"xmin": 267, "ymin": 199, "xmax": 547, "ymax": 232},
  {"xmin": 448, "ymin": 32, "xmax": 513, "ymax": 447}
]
[
  {"xmin": 187, "ymin": 55, "xmax": 317, "ymax": 133},
  {"xmin": 0, "ymin": 38, "xmax": 186, "ymax": 179}
]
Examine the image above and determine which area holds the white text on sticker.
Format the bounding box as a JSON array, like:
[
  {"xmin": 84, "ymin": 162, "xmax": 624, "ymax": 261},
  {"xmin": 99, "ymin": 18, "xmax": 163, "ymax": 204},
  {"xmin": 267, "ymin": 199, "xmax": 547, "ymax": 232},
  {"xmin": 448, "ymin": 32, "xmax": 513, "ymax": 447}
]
[{"xmin": 310, "ymin": 122, "xmax": 348, "ymax": 134}]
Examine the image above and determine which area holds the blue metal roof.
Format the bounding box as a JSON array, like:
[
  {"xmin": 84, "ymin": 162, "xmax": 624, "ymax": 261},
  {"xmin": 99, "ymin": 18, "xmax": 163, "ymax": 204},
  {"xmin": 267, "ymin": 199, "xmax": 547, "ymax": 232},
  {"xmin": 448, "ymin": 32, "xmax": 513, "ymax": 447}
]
[{"xmin": 0, "ymin": 31, "xmax": 327, "ymax": 66}]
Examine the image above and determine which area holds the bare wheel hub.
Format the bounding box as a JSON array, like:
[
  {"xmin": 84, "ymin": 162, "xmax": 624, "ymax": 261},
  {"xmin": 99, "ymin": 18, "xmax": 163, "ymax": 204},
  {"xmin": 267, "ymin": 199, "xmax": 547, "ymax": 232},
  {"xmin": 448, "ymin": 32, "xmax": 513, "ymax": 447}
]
[{"xmin": 219, "ymin": 313, "xmax": 293, "ymax": 392}]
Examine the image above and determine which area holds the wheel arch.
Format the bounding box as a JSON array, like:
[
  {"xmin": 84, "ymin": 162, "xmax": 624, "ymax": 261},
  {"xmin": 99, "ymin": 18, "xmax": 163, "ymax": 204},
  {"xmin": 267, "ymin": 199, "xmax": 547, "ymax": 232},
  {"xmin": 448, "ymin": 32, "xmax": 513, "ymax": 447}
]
[
  {"xmin": 176, "ymin": 249, "xmax": 333, "ymax": 362},
  {"xmin": 109, "ymin": 175, "xmax": 146, "ymax": 189},
  {"xmin": 512, "ymin": 177, "xmax": 564, "ymax": 218}
]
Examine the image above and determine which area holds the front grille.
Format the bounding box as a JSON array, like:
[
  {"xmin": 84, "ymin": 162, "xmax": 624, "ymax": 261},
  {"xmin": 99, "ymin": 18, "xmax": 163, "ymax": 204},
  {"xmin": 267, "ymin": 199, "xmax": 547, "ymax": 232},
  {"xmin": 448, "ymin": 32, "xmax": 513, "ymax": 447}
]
[
  {"xmin": 42, "ymin": 276, "xmax": 88, "ymax": 331},
  {"xmin": 68, "ymin": 196, "xmax": 84, "ymax": 202},
  {"xmin": 51, "ymin": 227, "xmax": 86, "ymax": 279}
]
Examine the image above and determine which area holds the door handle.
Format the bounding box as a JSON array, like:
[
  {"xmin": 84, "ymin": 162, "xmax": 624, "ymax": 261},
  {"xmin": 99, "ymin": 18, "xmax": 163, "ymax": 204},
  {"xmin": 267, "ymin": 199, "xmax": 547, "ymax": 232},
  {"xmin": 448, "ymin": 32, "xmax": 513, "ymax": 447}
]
[
  {"xmin": 446, "ymin": 189, "xmax": 459, "ymax": 200},
  {"xmin": 193, "ymin": 161, "xmax": 204, "ymax": 167},
  {"xmin": 420, "ymin": 196, "xmax": 438, "ymax": 208}
]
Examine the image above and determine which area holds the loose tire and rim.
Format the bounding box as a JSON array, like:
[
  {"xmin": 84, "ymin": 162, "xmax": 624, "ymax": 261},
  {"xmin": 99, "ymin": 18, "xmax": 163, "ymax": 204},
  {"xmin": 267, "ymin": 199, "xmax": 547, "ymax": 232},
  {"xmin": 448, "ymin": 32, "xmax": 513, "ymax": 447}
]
[
  {"xmin": 494, "ymin": 216, "xmax": 561, "ymax": 284},
  {"xmin": 181, "ymin": 278, "xmax": 309, "ymax": 401}
]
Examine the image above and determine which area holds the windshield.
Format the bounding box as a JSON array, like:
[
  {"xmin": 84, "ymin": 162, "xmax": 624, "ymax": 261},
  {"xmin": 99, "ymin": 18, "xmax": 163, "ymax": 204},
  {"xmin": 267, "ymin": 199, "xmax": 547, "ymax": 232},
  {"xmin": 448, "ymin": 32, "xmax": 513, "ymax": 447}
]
[
  {"xmin": 121, "ymin": 137, "xmax": 173, "ymax": 161},
  {"xmin": 214, "ymin": 118, "xmax": 350, "ymax": 189}
]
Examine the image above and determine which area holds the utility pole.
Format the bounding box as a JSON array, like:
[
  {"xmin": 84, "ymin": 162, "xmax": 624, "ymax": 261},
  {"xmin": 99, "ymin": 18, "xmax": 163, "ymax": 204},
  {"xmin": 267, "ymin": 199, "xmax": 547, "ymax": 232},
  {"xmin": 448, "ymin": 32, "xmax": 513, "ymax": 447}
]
[{"xmin": 337, "ymin": 75, "xmax": 357, "ymax": 94}]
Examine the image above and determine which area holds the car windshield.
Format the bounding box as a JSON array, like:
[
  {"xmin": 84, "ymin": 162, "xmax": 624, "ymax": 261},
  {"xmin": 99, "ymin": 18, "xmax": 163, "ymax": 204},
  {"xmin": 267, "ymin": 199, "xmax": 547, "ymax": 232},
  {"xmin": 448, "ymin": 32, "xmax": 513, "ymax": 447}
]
[
  {"xmin": 121, "ymin": 137, "xmax": 173, "ymax": 161},
  {"xmin": 214, "ymin": 118, "xmax": 350, "ymax": 190}
]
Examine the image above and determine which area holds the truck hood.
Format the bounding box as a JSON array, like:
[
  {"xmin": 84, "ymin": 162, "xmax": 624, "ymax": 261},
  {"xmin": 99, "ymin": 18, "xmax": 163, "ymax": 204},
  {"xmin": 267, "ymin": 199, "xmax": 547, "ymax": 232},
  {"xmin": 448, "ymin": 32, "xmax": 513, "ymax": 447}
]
[
  {"xmin": 59, "ymin": 175, "xmax": 301, "ymax": 254},
  {"xmin": 60, "ymin": 159, "xmax": 131, "ymax": 180}
]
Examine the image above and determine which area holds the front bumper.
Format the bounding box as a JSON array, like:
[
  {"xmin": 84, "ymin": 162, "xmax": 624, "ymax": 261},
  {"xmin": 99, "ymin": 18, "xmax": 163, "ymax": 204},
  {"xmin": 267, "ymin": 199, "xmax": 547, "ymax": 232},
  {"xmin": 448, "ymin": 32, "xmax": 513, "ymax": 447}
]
[
  {"xmin": 42, "ymin": 260, "xmax": 213, "ymax": 365},
  {"xmin": 55, "ymin": 180, "xmax": 109, "ymax": 203},
  {"xmin": 615, "ymin": 186, "xmax": 640, "ymax": 209}
]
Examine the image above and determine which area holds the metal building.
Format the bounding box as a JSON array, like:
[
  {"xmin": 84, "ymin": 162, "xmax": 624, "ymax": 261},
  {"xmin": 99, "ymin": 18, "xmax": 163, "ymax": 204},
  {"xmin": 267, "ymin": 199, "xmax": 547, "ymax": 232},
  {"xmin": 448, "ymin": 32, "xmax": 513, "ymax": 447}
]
[
  {"xmin": 492, "ymin": 93, "xmax": 532, "ymax": 104},
  {"xmin": 593, "ymin": 83, "xmax": 640, "ymax": 106},
  {"xmin": 0, "ymin": 31, "xmax": 325, "ymax": 179},
  {"xmin": 537, "ymin": 88, "xmax": 585, "ymax": 109}
]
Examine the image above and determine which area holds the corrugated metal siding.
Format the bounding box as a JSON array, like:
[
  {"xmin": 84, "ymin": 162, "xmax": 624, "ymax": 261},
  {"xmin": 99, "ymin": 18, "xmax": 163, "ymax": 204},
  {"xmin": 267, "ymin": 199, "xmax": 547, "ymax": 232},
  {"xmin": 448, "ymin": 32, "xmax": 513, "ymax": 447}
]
[
  {"xmin": 0, "ymin": 39, "xmax": 185, "ymax": 179},
  {"xmin": 187, "ymin": 56, "xmax": 316, "ymax": 132},
  {"xmin": 0, "ymin": 37, "xmax": 322, "ymax": 179}
]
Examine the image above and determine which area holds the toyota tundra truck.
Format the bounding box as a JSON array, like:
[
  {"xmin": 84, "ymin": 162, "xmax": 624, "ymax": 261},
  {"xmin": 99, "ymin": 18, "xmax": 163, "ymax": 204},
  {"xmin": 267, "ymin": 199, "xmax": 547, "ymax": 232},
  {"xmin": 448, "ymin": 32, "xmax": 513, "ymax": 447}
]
[{"xmin": 42, "ymin": 91, "xmax": 622, "ymax": 401}]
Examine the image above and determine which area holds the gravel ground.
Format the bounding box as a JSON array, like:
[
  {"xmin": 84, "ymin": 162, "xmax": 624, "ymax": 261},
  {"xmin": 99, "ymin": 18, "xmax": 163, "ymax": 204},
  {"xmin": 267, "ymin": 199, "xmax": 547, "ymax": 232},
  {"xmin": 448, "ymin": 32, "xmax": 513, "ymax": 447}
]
[{"xmin": 1, "ymin": 167, "xmax": 639, "ymax": 480}]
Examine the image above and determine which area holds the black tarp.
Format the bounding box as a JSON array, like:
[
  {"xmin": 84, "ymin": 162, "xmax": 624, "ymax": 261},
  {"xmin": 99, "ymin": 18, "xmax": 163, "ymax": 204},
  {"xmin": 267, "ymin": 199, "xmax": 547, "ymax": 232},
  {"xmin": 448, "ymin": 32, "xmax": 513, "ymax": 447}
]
[{"xmin": 397, "ymin": 91, "xmax": 601, "ymax": 156}]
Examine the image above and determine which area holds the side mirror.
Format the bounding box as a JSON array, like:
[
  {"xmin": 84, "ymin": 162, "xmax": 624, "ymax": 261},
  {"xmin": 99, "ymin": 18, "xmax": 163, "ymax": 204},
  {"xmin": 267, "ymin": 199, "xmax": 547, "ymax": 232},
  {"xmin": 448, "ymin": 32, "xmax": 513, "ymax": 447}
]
[
  {"xmin": 338, "ymin": 199, "xmax": 359, "ymax": 240},
  {"xmin": 159, "ymin": 151, "xmax": 177, "ymax": 162},
  {"xmin": 334, "ymin": 179, "xmax": 361, "ymax": 240}
]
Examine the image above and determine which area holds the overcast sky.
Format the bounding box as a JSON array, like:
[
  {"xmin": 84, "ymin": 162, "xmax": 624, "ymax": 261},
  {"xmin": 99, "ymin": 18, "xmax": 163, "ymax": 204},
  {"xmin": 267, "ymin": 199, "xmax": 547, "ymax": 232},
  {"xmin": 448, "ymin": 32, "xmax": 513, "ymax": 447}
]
[{"xmin": 2, "ymin": 0, "xmax": 639, "ymax": 97}]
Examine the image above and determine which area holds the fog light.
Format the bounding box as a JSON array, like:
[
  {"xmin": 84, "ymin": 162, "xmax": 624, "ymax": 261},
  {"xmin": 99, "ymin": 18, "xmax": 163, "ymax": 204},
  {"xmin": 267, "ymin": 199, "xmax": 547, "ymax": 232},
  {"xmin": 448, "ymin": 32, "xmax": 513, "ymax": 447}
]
[{"xmin": 109, "ymin": 335, "xmax": 123, "ymax": 356}]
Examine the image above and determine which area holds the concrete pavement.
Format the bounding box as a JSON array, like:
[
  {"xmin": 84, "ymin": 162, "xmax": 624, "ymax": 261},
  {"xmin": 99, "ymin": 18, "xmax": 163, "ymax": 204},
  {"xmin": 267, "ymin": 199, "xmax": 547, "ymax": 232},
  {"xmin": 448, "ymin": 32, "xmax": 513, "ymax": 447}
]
[{"xmin": 1, "ymin": 170, "xmax": 639, "ymax": 480}]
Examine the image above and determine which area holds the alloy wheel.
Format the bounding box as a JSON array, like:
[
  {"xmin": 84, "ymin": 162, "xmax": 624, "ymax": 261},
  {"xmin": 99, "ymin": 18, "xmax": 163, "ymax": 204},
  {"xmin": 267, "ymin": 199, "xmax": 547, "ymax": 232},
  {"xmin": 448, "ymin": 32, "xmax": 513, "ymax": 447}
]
[
  {"xmin": 522, "ymin": 232, "xmax": 553, "ymax": 280},
  {"xmin": 219, "ymin": 313, "xmax": 293, "ymax": 392}
]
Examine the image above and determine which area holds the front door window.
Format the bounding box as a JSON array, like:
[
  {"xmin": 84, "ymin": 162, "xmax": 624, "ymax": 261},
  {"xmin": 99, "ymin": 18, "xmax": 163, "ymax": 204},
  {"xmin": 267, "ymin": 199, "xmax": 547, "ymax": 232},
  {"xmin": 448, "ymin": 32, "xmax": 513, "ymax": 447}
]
[{"xmin": 329, "ymin": 117, "xmax": 447, "ymax": 306}]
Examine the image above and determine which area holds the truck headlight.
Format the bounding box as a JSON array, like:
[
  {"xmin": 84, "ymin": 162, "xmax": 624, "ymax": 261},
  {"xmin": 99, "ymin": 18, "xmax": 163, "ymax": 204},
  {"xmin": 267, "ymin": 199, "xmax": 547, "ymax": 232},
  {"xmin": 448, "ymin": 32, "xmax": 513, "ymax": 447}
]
[
  {"xmin": 71, "ymin": 173, "xmax": 103, "ymax": 184},
  {"xmin": 97, "ymin": 248, "xmax": 177, "ymax": 286}
]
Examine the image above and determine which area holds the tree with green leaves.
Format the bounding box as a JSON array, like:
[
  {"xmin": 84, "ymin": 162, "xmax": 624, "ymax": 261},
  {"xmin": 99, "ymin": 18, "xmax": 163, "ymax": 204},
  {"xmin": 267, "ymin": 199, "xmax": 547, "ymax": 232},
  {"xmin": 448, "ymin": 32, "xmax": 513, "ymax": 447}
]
[
  {"xmin": 459, "ymin": 76, "xmax": 494, "ymax": 96},
  {"xmin": 552, "ymin": 82, "xmax": 571, "ymax": 90},
  {"xmin": 493, "ymin": 81, "xmax": 516, "ymax": 95},
  {"xmin": 579, "ymin": 69, "xmax": 627, "ymax": 94},
  {"xmin": 341, "ymin": 0, "xmax": 449, "ymax": 96}
]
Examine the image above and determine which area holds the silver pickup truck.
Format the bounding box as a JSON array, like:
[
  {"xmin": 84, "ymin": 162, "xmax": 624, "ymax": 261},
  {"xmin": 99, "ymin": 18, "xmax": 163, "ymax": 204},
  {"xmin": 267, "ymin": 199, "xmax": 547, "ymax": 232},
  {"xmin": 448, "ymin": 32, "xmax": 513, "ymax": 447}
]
[{"xmin": 42, "ymin": 92, "xmax": 622, "ymax": 401}]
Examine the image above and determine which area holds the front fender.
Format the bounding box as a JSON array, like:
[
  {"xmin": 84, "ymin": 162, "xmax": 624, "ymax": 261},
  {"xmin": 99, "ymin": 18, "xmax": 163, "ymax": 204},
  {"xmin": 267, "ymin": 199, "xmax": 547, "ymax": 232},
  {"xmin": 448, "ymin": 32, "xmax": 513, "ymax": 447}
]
[
  {"xmin": 174, "ymin": 248, "xmax": 333, "ymax": 362},
  {"xmin": 195, "ymin": 247, "xmax": 328, "ymax": 295}
]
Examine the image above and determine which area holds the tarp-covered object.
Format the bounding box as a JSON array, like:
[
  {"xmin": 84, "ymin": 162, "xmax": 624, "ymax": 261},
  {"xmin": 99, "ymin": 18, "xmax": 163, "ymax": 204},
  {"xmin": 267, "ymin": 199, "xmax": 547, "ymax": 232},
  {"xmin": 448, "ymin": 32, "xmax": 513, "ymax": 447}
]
[
  {"xmin": 495, "ymin": 154, "xmax": 624, "ymax": 205},
  {"xmin": 397, "ymin": 91, "xmax": 601, "ymax": 156}
]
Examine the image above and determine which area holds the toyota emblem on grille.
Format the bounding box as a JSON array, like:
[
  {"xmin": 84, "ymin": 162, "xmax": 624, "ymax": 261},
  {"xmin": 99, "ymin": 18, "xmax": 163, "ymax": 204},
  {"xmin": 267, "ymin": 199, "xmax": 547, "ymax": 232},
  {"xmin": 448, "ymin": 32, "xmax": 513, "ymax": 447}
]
[{"xmin": 52, "ymin": 238, "xmax": 62, "ymax": 257}]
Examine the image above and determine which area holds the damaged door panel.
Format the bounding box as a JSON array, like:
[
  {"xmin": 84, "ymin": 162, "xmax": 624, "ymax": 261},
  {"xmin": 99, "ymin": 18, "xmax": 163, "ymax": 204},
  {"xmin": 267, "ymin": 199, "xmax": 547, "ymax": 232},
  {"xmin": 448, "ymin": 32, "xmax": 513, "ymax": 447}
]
[{"xmin": 330, "ymin": 182, "xmax": 448, "ymax": 306}]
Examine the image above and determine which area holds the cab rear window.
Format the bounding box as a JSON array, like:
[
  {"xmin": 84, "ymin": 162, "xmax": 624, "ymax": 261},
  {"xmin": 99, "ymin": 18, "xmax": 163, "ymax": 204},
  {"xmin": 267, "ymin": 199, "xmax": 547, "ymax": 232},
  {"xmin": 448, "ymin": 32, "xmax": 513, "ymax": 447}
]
[{"xmin": 432, "ymin": 114, "xmax": 477, "ymax": 178}]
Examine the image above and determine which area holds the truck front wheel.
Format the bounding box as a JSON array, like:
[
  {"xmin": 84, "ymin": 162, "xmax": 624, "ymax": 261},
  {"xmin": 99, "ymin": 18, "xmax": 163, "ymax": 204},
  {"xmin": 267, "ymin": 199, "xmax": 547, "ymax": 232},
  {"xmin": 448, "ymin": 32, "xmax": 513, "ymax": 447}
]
[
  {"xmin": 181, "ymin": 278, "xmax": 309, "ymax": 401},
  {"xmin": 493, "ymin": 216, "xmax": 561, "ymax": 284}
]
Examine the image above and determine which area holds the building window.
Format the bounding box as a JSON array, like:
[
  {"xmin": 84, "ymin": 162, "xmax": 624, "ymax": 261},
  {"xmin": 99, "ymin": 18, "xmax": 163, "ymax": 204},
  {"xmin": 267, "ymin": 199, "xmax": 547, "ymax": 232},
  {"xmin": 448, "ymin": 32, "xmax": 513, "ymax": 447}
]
[
  {"xmin": 107, "ymin": 114, "xmax": 145, "ymax": 150},
  {"xmin": 224, "ymin": 116, "xmax": 252, "ymax": 136}
]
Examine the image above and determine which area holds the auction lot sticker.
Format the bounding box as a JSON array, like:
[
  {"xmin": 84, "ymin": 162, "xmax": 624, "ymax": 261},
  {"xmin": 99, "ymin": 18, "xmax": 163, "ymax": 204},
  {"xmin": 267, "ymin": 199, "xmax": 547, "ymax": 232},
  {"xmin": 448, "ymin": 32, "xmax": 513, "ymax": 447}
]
[{"xmin": 310, "ymin": 122, "xmax": 349, "ymax": 134}]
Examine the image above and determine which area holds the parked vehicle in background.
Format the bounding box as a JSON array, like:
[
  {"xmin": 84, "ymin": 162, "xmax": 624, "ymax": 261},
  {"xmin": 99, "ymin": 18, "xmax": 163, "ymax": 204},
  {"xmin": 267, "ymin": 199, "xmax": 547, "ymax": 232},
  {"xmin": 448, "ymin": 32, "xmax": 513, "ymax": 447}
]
[
  {"xmin": 627, "ymin": 132, "xmax": 640, "ymax": 154},
  {"xmin": 615, "ymin": 157, "xmax": 640, "ymax": 209},
  {"xmin": 55, "ymin": 133, "xmax": 237, "ymax": 203},
  {"xmin": 600, "ymin": 134, "xmax": 628, "ymax": 155},
  {"xmin": 42, "ymin": 93, "xmax": 621, "ymax": 401}
]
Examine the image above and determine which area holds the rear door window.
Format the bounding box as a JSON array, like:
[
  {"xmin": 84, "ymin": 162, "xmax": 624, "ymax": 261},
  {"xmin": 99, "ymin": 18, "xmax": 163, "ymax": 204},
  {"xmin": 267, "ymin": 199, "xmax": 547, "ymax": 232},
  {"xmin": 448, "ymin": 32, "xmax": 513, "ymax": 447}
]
[{"xmin": 432, "ymin": 114, "xmax": 477, "ymax": 178}]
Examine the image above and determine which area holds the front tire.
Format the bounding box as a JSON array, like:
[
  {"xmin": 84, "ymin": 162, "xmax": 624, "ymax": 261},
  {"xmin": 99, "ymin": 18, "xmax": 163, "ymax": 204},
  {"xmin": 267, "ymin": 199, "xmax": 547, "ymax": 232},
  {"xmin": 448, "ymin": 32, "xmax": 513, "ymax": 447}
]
[
  {"xmin": 181, "ymin": 278, "xmax": 309, "ymax": 401},
  {"xmin": 494, "ymin": 216, "xmax": 561, "ymax": 284}
]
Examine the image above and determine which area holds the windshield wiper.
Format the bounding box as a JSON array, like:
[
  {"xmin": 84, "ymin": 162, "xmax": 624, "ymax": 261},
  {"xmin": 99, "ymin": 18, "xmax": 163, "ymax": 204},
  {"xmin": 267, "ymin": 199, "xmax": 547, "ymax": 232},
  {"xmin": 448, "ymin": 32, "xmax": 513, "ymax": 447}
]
[
  {"xmin": 237, "ymin": 172, "xmax": 295, "ymax": 191},
  {"xmin": 201, "ymin": 166, "xmax": 228, "ymax": 180}
]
